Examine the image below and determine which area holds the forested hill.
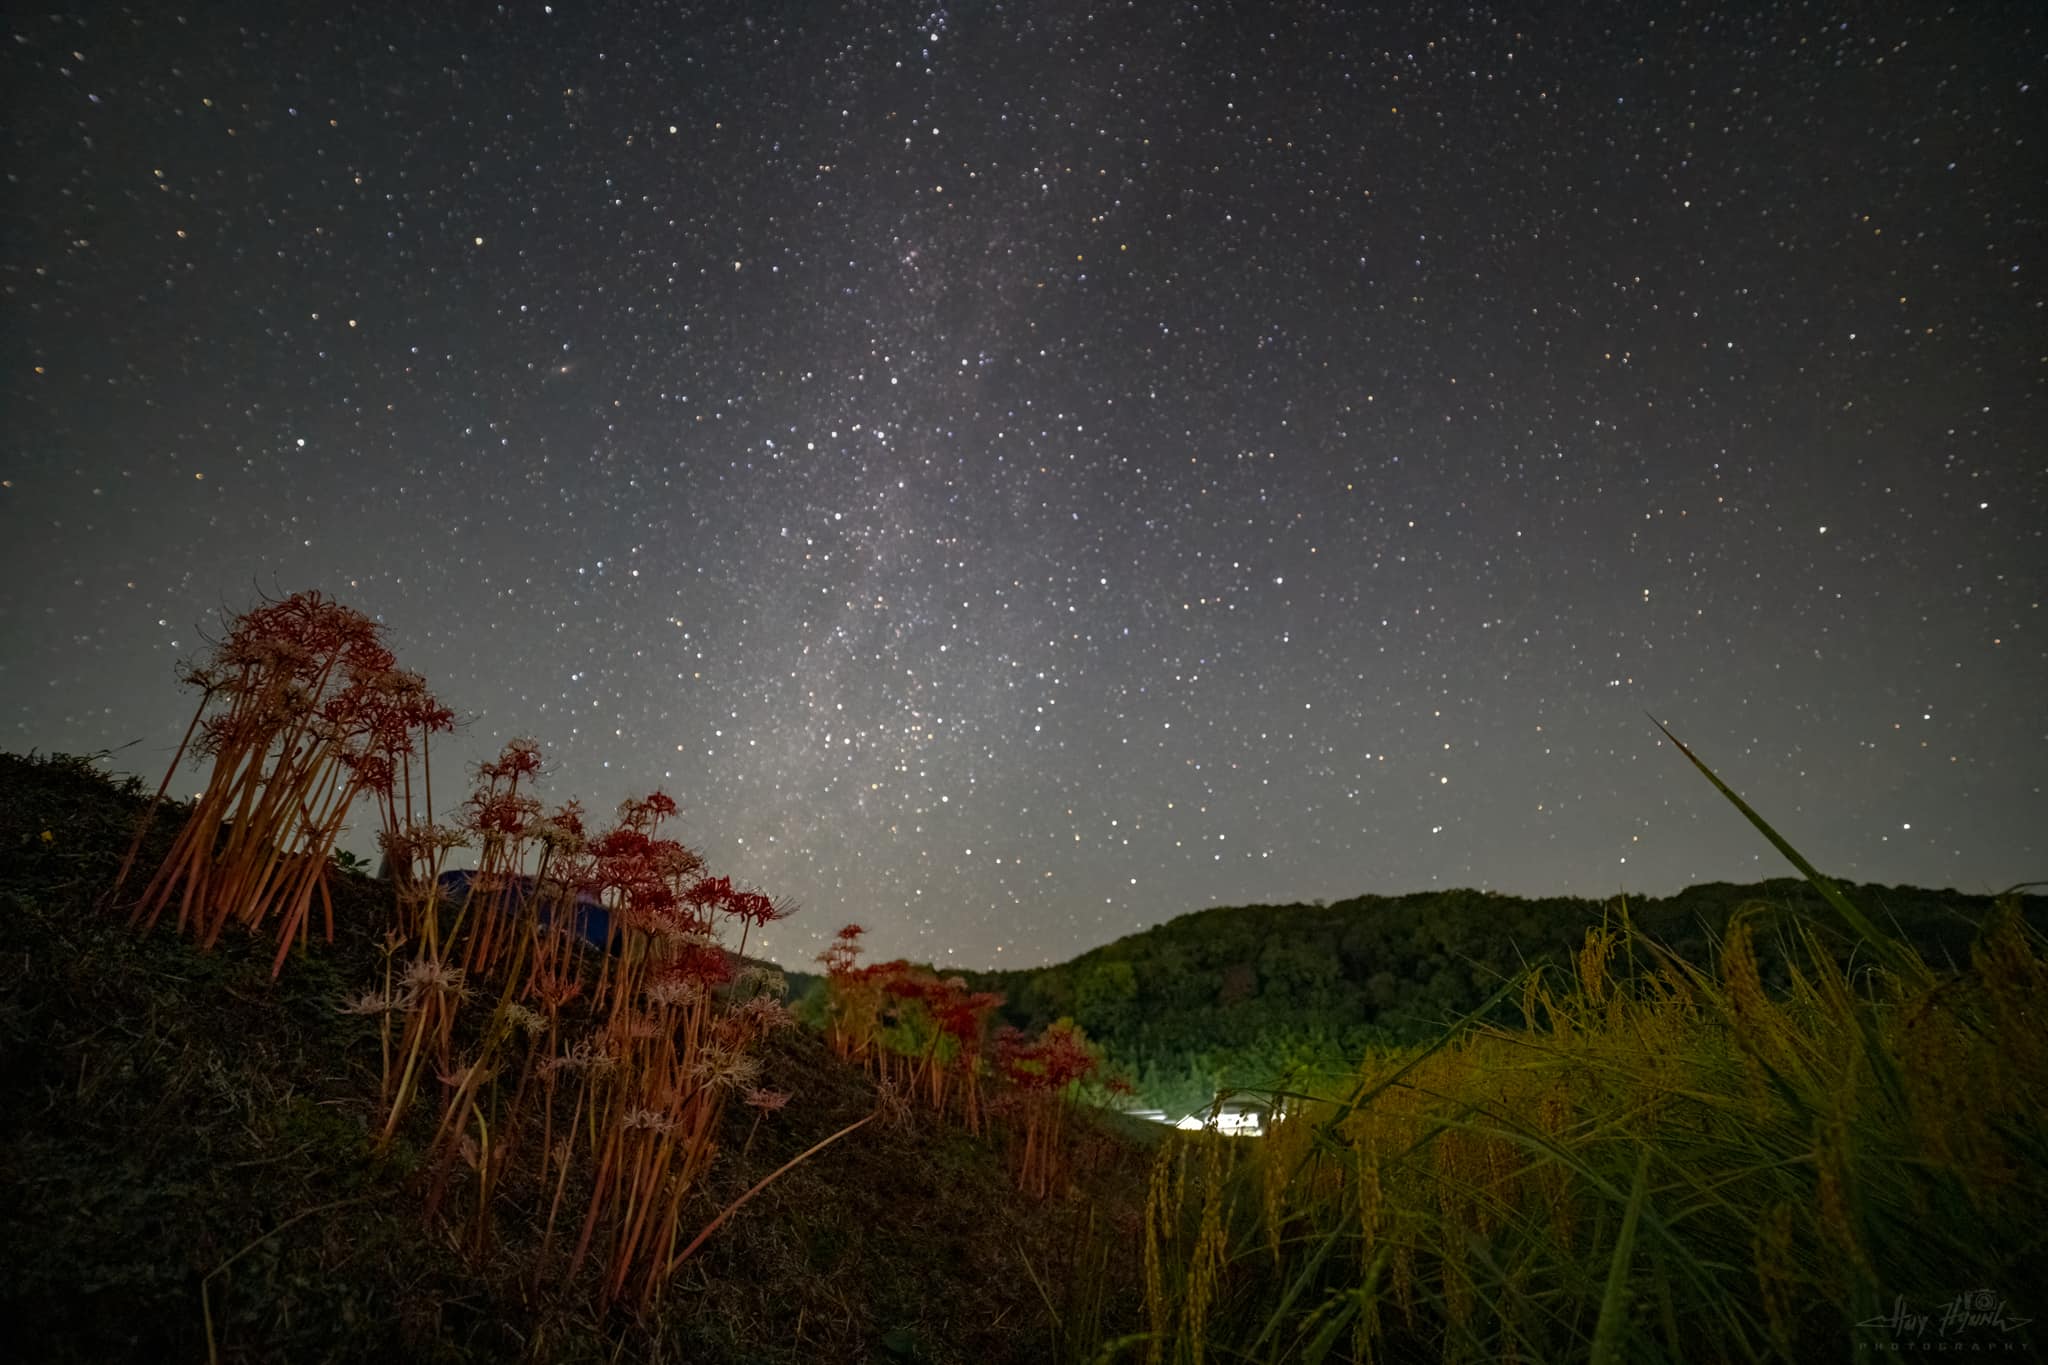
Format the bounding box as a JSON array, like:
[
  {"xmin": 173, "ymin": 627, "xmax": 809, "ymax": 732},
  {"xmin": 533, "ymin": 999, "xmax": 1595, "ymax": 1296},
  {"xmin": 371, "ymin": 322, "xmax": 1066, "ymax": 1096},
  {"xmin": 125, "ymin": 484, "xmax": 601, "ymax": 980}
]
[{"xmin": 956, "ymin": 881, "xmax": 2043, "ymax": 1115}]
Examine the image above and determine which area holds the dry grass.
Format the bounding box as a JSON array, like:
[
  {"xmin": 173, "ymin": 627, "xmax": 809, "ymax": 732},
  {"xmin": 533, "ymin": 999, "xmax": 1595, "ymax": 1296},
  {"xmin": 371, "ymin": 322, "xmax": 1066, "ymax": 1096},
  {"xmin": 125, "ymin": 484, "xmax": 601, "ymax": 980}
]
[{"xmin": 1123, "ymin": 742, "xmax": 2047, "ymax": 1365}]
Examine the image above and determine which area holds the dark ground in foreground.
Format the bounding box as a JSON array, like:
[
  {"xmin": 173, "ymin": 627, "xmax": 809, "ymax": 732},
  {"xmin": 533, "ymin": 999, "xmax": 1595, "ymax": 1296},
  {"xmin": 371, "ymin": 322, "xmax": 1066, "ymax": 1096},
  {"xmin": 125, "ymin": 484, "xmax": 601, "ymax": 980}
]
[{"xmin": 0, "ymin": 752, "xmax": 1153, "ymax": 1364}]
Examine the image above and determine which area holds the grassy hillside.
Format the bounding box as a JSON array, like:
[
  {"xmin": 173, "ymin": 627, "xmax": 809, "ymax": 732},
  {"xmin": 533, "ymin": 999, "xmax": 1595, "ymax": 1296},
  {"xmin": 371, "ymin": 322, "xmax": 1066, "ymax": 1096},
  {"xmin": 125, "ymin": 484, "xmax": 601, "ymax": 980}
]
[
  {"xmin": 0, "ymin": 752, "xmax": 1149, "ymax": 1364},
  {"xmin": 967, "ymin": 882, "xmax": 2045, "ymax": 1116},
  {"xmin": 1132, "ymin": 887, "xmax": 2048, "ymax": 1362},
  {"xmin": 9, "ymin": 745, "xmax": 2041, "ymax": 1364}
]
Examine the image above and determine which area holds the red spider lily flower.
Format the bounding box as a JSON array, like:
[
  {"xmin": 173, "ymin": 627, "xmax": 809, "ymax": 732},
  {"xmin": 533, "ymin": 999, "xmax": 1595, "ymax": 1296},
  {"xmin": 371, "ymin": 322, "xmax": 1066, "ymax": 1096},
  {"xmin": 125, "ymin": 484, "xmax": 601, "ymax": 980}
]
[
  {"xmin": 343, "ymin": 641, "xmax": 399, "ymax": 678},
  {"xmin": 1038, "ymin": 1027, "xmax": 1098, "ymax": 1089},
  {"xmin": 546, "ymin": 801, "xmax": 587, "ymax": 840},
  {"xmin": 996, "ymin": 1022, "xmax": 1098, "ymax": 1092},
  {"xmin": 737, "ymin": 993, "xmax": 796, "ymax": 1032},
  {"xmin": 192, "ymin": 712, "xmax": 240, "ymax": 757},
  {"xmin": 742, "ymin": 1087, "xmax": 790, "ymax": 1113},
  {"xmin": 229, "ymin": 591, "xmax": 384, "ymax": 673},
  {"xmin": 409, "ymin": 694, "xmax": 458, "ymax": 735},
  {"xmin": 499, "ymin": 738, "xmax": 544, "ymax": 779},
  {"xmin": 614, "ymin": 792, "xmax": 677, "ymax": 833},
  {"xmin": 684, "ymin": 875, "xmax": 733, "ymax": 911},
  {"xmin": 338, "ymin": 749, "xmax": 398, "ymax": 796},
  {"xmin": 590, "ymin": 827, "xmax": 652, "ymax": 862},
  {"xmin": 669, "ymin": 939, "xmax": 734, "ymax": 987},
  {"xmin": 935, "ymin": 990, "xmax": 1004, "ymax": 1043},
  {"xmin": 881, "ymin": 965, "xmax": 931, "ymax": 1002},
  {"xmin": 647, "ymin": 838, "xmax": 706, "ymax": 882},
  {"xmin": 466, "ymin": 791, "xmax": 541, "ymax": 837},
  {"xmin": 530, "ymin": 976, "xmax": 585, "ymax": 1012},
  {"xmin": 628, "ymin": 879, "xmax": 680, "ymax": 920},
  {"xmin": 726, "ymin": 889, "xmax": 792, "ymax": 927},
  {"xmin": 819, "ymin": 923, "xmax": 866, "ymax": 975}
]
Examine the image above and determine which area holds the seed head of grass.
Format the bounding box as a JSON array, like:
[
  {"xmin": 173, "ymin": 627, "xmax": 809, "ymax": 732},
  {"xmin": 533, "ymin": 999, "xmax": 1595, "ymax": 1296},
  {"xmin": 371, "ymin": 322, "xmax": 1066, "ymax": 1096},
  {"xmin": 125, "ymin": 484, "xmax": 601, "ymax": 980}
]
[
  {"xmin": 337, "ymin": 988, "xmax": 411, "ymax": 1017},
  {"xmin": 643, "ymin": 976, "xmax": 704, "ymax": 1010},
  {"xmin": 620, "ymin": 1105, "xmax": 679, "ymax": 1134},
  {"xmin": 436, "ymin": 1059, "xmax": 493, "ymax": 1092},
  {"xmin": 689, "ymin": 1044, "xmax": 762, "ymax": 1092},
  {"xmin": 742, "ymin": 1086, "xmax": 790, "ymax": 1113},
  {"xmin": 501, "ymin": 1002, "xmax": 548, "ymax": 1038},
  {"xmin": 541, "ymin": 1036, "xmax": 617, "ymax": 1076},
  {"xmin": 736, "ymin": 994, "xmax": 797, "ymax": 1034},
  {"xmin": 400, "ymin": 958, "xmax": 469, "ymax": 1001}
]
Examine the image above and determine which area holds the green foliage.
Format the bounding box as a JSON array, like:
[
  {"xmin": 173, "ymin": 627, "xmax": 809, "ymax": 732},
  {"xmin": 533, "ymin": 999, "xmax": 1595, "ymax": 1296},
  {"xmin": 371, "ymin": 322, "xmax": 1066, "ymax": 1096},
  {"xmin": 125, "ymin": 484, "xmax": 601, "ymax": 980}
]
[
  {"xmin": 968, "ymin": 881, "xmax": 2042, "ymax": 1117},
  {"xmin": 330, "ymin": 847, "xmax": 373, "ymax": 875},
  {"xmin": 1074, "ymin": 959, "xmax": 1139, "ymax": 1038},
  {"xmin": 1128, "ymin": 896, "xmax": 2048, "ymax": 1363},
  {"xmin": 6, "ymin": 730, "xmax": 2036, "ymax": 1365},
  {"xmin": 1105, "ymin": 726, "xmax": 2048, "ymax": 1365}
]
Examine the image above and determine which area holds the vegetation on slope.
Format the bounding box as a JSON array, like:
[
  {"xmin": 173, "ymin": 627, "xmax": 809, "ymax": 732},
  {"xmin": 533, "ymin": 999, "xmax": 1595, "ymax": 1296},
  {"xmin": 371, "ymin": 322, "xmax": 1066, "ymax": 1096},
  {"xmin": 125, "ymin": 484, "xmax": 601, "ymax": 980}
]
[
  {"xmin": 1124, "ymin": 829, "xmax": 2047, "ymax": 1361},
  {"xmin": 6, "ymin": 609, "xmax": 2039, "ymax": 1365},
  {"xmin": 969, "ymin": 880, "xmax": 2043, "ymax": 1116},
  {"xmin": 0, "ymin": 751, "xmax": 1148, "ymax": 1364}
]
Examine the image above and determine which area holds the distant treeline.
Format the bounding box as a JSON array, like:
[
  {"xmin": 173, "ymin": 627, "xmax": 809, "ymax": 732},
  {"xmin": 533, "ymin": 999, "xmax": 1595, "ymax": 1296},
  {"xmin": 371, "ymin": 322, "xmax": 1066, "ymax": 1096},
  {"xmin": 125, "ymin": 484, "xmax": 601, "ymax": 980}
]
[{"xmin": 939, "ymin": 880, "xmax": 2043, "ymax": 1115}]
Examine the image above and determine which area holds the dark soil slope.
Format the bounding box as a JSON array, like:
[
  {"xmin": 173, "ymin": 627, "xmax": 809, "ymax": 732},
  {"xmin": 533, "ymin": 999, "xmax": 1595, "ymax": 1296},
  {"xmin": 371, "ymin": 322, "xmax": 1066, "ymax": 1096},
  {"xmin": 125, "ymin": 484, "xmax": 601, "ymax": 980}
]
[{"xmin": 0, "ymin": 753, "xmax": 1147, "ymax": 1364}]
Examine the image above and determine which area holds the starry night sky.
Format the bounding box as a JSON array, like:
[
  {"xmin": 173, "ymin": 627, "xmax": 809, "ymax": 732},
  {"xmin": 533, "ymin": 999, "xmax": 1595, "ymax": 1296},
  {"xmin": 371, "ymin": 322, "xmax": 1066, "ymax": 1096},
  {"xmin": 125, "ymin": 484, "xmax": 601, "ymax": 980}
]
[{"xmin": 4, "ymin": 2, "xmax": 2042, "ymax": 968}]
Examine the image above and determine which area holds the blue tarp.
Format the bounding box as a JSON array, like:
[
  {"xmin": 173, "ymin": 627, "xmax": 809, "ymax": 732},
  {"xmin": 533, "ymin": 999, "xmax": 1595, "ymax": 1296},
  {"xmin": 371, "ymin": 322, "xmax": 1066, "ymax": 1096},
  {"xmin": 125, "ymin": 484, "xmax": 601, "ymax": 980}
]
[{"xmin": 435, "ymin": 868, "xmax": 613, "ymax": 950}]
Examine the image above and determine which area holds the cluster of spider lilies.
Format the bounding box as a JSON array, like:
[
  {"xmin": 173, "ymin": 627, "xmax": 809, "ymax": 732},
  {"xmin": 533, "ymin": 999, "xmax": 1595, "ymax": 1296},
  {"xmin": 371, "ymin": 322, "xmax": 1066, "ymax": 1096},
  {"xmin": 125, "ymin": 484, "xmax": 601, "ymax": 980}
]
[
  {"xmin": 106, "ymin": 592, "xmax": 811, "ymax": 1309},
  {"xmin": 102, "ymin": 589, "xmax": 1122, "ymax": 1310},
  {"xmin": 817, "ymin": 923, "xmax": 1113, "ymax": 1198}
]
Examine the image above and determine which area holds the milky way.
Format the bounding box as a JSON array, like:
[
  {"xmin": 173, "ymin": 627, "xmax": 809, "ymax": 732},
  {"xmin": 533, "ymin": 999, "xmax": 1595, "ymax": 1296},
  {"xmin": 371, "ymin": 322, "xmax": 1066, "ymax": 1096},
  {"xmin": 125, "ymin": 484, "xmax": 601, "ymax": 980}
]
[{"xmin": 4, "ymin": 2, "xmax": 2042, "ymax": 967}]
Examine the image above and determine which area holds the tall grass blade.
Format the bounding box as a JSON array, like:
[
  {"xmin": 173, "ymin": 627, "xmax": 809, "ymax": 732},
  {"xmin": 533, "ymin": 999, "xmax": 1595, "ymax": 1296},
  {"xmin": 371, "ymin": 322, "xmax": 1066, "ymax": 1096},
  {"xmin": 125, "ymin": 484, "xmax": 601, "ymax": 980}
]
[
  {"xmin": 1301, "ymin": 1250, "xmax": 1385, "ymax": 1365},
  {"xmin": 1245, "ymin": 1217, "xmax": 1342, "ymax": 1353},
  {"xmin": 1649, "ymin": 716, "xmax": 1926, "ymax": 980},
  {"xmin": 1306, "ymin": 965, "xmax": 1533, "ymax": 1167},
  {"xmin": 1589, "ymin": 1149, "xmax": 1650, "ymax": 1365},
  {"xmin": 1085, "ymin": 1334, "xmax": 1159, "ymax": 1365},
  {"xmin": 1297, "ymin": 1293, "xmax": 1363, "ymax": 1365},
  {"xmin": 1019, "ymin": 1241, "xmax": 1062, "ymax": 1332},
  {"xmin": 666, "ymin": 1110, "xmax": 877, "ymax": 1271}
]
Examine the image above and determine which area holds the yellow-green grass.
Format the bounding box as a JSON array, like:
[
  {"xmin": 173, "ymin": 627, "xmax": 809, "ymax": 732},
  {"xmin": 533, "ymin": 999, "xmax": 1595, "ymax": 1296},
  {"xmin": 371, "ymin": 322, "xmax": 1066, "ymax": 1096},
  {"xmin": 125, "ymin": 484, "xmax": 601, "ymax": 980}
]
[{"xmin": 1122, "ymin": 733, "xmax": 2045, "ymax": 1364}]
